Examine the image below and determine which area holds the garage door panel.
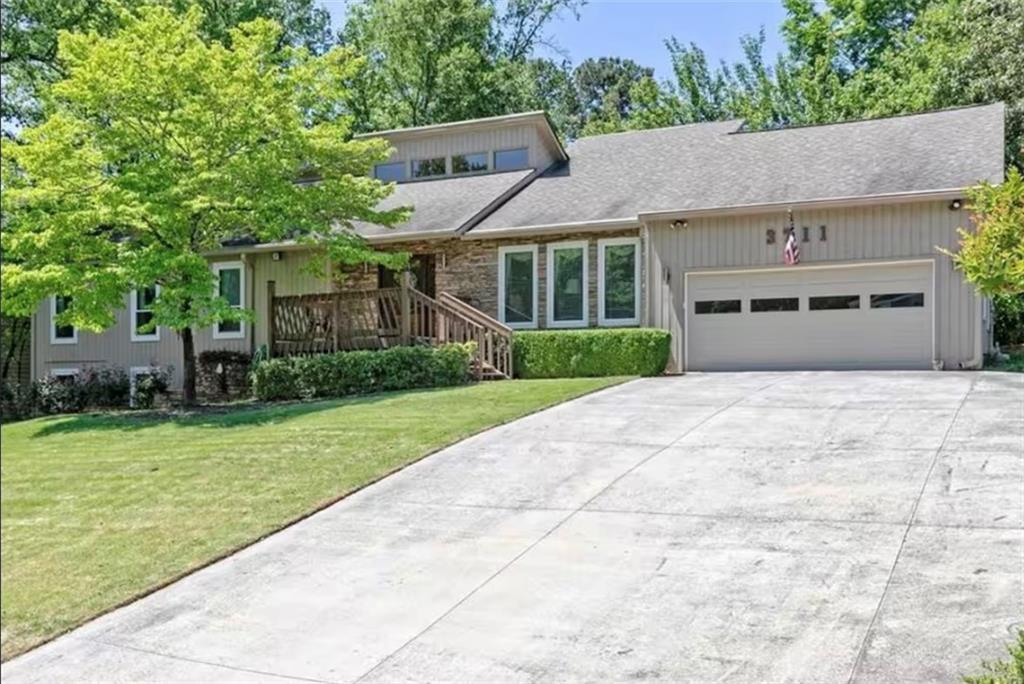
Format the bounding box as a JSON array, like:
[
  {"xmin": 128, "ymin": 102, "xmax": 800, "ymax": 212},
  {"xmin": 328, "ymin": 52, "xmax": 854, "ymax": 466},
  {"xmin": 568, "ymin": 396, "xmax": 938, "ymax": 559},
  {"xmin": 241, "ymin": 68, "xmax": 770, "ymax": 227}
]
[{"xmin": 686, "ymin": 263, "xmax": 932, "ymax": 371}]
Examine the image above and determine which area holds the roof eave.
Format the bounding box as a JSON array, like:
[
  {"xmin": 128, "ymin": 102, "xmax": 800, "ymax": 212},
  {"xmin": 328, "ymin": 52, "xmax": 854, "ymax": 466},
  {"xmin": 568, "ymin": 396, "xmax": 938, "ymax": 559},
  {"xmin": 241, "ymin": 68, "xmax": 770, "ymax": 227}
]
[{"xmin": 637, "ymin": 188, "xmax": 971, "ymax": 222}]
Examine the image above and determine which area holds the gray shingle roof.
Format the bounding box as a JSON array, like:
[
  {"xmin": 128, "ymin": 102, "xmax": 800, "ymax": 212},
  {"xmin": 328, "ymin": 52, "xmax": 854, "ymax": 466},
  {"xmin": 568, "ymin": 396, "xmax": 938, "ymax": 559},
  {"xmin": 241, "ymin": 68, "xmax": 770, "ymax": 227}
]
[
  {"xmin": 471, "ymin": 103, "xmax": 1005, "ymax": 233},
  {"xmin": 353, "ymin": 169, "xmax": 534, "ymax": 240}
]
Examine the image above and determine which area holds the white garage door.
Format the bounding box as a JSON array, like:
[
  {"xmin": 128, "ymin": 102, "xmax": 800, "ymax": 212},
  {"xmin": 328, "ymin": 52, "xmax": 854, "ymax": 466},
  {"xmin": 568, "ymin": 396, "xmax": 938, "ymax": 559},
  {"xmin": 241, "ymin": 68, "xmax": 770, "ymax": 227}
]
[{"xmin": 685, "ymin": 261, "xmax": 933, "ymax": 371}]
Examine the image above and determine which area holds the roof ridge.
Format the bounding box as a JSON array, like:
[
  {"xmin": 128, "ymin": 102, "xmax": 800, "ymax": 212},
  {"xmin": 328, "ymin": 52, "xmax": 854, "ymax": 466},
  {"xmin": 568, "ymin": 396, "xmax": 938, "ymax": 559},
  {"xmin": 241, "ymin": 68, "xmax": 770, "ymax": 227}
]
[{"xmin": 728, "ymin": 102, "xmax": 1003, "ymax": 136}]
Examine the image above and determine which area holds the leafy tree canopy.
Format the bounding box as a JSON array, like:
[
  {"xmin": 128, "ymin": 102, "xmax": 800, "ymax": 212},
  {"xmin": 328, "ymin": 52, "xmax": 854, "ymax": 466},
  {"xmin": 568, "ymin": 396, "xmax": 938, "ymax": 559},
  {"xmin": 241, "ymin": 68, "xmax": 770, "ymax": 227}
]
[
  {"xmin": 0, "ymin": 0, "xmax": 333, "ymax": 133},
  {"xmin": 0, "ymin": 5, "xmax": 408, "ymax": 401}
]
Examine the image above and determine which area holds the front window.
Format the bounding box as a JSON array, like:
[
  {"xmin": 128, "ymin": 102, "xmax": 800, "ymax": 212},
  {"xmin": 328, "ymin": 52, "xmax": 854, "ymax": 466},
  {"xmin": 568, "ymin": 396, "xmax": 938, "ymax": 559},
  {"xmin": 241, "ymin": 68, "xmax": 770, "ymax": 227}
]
[
  {"xmin": 213, "ymin": 262, "xmax": 245, "ymax": 339},
  {"xmin": 411, "ymin": 157, "xmax": 446, "ymax": 178},
  {"xmin": 547, "ymin": 241, "xmax": 588, "ymax": 327},
  {"xmin": 498, "ymin": 245, "xmax": 537, "ymax": 329},
  {"xmin": 50, "ymin": 295, "xmax": 77, "ymax": 344},
  {"xmin": 494, "ymin": 147, "xmax": 529, "ymax": 171},
  {"xmin": 131, "ymin": 286, "xmax": 159, "ymax": 341},
  {"xmin": 809, "ymin": 294, "xmax": 860, "ymax": 310},
  {"xmin": 452, "ymin": 152, "xmax": 488, "ymax": 174},
  {"xmin": 374, "ymin": 162, "xmax": 406, "ymax": 182},
  {"xmin": 598, "ymin": 238, "xmax": 640, "ymax": 326}
]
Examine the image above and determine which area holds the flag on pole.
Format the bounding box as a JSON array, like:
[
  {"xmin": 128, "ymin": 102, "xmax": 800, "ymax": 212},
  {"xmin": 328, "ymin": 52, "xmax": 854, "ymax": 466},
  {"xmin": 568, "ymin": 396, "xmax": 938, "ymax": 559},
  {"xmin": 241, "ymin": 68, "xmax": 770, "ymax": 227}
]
[{"xmin": 784, "ymin": 230, "xmax": 800, "ymax": 265}]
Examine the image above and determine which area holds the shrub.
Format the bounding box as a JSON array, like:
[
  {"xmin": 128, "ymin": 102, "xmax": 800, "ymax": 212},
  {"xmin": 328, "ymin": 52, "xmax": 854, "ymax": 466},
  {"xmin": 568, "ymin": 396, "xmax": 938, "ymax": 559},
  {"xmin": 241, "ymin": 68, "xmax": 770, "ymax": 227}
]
[
  {"xmin": 251, "ymin": 343, "xmax": 474, "ymax": 401},
  {"xmin": 78, "ymin": 366, "xmax": 131, "ymax": 408},
  {"xmin": 962, "ymin": 629, "xmax": 1024, "ymax": 684},
  {"xmin": 133, "ymin": 368, "xmax": 172, "ymax": 409},
  {"xmin": 513, "ymin": 328, "xmax": 671, "ymax": 378},
  {"xmin": 994, "ymin": 293, "xmax": 1024, "ymax": 348}
]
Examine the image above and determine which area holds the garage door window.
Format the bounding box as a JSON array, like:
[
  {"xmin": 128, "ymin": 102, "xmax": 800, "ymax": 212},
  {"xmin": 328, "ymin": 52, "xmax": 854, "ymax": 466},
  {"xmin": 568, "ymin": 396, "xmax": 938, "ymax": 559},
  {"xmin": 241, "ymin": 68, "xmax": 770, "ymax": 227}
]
[
  {"xmin": 598, "ymin": 238, "xmax": 640, "ymax": 325},
  {"xmin": 751, "ymin": 297, "xmax": 799, "ymax": 312},
  {"xmin": 547, "ymin": 241, "xmax": 588, "ymax": 327},
  {"xmin": 695, "ymin": 299, "xmax": 741, "ymax": 314},
  {"xmin": 809, "ymin": 294, "xmax": 860, "ymax": 310},
  {"xmin": 870, "ymin": 292, "xmax": 924, "ymax": 308},
  {"xmin": 498, "ymin": 245, "xmax": 537, "ymax": 328}
]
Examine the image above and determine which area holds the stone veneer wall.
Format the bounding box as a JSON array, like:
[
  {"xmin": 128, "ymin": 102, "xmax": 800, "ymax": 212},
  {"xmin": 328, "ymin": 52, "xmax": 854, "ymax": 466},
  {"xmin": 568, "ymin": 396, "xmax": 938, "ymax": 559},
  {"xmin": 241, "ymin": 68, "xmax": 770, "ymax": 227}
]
[{"xmin": 338, "ymin": 229, "xmax": 641, "ymax": 328}]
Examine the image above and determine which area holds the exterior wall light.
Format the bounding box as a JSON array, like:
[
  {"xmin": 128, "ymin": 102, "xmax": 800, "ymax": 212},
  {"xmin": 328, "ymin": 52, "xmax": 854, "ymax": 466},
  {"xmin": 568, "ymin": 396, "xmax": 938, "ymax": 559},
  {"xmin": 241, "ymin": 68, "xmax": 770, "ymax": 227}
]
[
  {"xmin": 949, "ymin": 199, "xmax": 962, "ymax": 210},
  {"xmin": 672, "ymin": 219, "xmax": 688, "ymax": 229}
]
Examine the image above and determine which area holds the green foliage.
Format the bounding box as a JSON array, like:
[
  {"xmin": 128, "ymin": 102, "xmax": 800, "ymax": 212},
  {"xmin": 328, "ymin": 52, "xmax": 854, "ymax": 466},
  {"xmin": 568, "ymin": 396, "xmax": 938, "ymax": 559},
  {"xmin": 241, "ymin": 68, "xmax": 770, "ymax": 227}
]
[
  {"xmin": 943, "ymin": 168, "xmax": 1024, "ymax": 297},
  {"xmin": 994, "ymin": 293, "xmax": 1024, "ymax": 347},
  {"xmin": 339, "ymin": 0, "xmax": 583, "ymax": 133},
  {"xmin": 962, "ymin": 630, "xmax": 1024, "ymax": 684},
  {"xmin": 513, "ymin": 328, "xmax": 670, "ymax": 378},
  {"xmin": 251, "ymin": 343, "xmax": 475, "ymax": 401},
  {"xmin": 1, "ymin": 5, "xmax": 410, "ymax": 402},
  {"xmin": 0, "ymin": 365, "xmax": 149, "ymax": 420},
  {"xmin": 132, "ymin": 368, "xmax": 171, "ymax": 409},
  {"xmin": 0, "ymin": 0, "xmax": 334, "ymax": 132}
]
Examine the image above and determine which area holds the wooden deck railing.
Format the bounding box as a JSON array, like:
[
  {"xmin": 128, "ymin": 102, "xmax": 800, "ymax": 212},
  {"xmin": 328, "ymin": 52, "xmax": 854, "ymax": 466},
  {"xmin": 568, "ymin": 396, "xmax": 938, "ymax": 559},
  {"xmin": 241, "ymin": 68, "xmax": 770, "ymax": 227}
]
[{"xmin": 268, "ymin": 276, "xmax": 513, "ymax": 379}]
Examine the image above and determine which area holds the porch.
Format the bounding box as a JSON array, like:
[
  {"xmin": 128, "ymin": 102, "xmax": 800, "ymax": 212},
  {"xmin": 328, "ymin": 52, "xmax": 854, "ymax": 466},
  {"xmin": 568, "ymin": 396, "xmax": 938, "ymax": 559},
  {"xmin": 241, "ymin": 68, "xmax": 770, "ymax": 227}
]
[{"xmin": 266, "ymin": 275, "xmax": 513, "ymax": 379}]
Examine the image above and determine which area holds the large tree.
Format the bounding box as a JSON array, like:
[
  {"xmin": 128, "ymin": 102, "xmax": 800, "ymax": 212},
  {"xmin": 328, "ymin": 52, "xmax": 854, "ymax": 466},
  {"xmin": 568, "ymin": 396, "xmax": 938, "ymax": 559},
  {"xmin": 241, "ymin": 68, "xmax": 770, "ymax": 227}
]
[
  {"xmin": 0, "ymin": 0, "xmax": 333, "ymax": 133},
  {"xmin": 0, "ymin": 5, "xmax": 408, "ymax": 404},
  {"xmin": 338, "ymin": 0, "xmax": 584, "ymax": 133}
]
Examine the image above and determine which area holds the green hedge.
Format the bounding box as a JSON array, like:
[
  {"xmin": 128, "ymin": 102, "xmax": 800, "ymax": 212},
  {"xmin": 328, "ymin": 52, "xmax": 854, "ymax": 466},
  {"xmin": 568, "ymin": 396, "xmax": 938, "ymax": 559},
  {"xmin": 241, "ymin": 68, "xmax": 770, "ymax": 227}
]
[
  {"xmin": 513, "ymin": 328, "xmax": 670, "ymax": 378},
  {"xmin": 251, "ymin": 343, "xmax": 475, "ymax": 401}
]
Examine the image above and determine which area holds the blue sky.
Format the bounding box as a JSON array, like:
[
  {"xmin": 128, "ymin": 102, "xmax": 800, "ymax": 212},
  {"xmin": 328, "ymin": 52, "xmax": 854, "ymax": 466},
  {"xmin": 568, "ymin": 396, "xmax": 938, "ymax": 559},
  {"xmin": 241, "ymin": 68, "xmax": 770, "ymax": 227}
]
[{"xmin": 323, "ymin": 1, "xmax": 789, "ymax": 81}]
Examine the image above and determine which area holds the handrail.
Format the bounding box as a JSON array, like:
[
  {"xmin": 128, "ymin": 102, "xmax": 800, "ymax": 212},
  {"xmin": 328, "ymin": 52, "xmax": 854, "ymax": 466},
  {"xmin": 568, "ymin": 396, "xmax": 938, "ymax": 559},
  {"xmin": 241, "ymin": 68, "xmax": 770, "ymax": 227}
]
[
  {"xmin": 437, "ymin": 292, "xmax": 514, "ymax": 334},
  {"xmin": 270, "ymin": 284, "xmax": 513, "ymax": 379}
]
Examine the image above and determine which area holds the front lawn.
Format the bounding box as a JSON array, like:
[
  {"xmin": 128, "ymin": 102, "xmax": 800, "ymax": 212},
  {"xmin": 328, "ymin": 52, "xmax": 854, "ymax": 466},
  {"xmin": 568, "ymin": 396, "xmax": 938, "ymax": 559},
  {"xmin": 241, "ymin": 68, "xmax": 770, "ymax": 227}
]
[{"xmin": 0, "ymin": 378, "xmax": 623, "ymax": 660}]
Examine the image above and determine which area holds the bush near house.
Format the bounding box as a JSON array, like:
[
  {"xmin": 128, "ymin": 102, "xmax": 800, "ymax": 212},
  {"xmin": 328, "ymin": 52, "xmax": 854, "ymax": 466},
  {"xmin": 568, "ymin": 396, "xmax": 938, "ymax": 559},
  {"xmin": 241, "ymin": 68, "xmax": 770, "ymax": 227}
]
[
  {"xmin": 513, "ymin": 328, "xmax": 671, "ymax": 379},
  {"xmin": 251, "ymin": 343, "xmax": 475, "ymax": 401},
  {"xmin": 994, "ymin": 293, "xmax": 1024, "ymax": 348},
  {"xmin": 0, "ymin": 366, "xmax": 173, "ymax": 421}
]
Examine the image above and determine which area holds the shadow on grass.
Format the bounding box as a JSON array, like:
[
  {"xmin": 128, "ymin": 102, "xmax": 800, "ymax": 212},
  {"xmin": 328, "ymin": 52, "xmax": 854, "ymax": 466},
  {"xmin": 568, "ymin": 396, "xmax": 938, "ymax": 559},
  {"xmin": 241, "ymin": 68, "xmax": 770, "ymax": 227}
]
[{"xmin": 24, "ymin": 385, "xmax": 467, "ymax": 438}]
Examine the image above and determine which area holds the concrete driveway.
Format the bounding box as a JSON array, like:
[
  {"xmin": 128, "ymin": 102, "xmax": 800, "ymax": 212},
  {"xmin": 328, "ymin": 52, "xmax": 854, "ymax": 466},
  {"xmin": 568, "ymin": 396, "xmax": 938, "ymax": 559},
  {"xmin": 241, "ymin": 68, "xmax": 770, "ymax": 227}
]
[{"xmin": 5, "ymin": 372, "xmax": 1022, "ymax": 683}]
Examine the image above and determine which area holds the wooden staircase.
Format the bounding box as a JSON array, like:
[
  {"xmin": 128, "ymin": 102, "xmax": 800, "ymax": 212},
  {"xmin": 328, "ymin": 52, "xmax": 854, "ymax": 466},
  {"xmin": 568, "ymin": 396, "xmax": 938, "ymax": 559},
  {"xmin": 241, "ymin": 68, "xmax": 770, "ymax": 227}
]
[{"xmin": 268, "ymin": 275, "xmax": 514, "ymax": 380}]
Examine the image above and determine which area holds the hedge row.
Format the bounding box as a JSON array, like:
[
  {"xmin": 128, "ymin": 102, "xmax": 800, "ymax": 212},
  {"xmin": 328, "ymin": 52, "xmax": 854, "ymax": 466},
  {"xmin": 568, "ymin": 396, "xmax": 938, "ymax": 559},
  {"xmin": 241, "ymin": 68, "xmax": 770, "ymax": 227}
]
[
  {"xmin": 251, "ymin": 343, "xmax": 474, "ymax": 401},
  {"xmin": 513, "ymin": 328, "xmax": 670, "ymax": 378}
]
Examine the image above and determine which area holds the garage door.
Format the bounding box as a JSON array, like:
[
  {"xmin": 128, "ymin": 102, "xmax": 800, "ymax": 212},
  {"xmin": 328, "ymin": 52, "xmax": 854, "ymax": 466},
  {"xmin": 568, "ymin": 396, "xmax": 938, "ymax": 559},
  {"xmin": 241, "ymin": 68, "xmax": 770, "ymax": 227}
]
[{"xmin": 685, "ymin": 262, "xmax": 933, "ymax": 371}]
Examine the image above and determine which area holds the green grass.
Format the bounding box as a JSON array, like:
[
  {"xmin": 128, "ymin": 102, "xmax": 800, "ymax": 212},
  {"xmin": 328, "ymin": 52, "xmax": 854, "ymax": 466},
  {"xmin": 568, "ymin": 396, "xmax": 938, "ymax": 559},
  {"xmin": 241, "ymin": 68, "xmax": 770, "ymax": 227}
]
[
  {"xmin": 0, "ymin": 378, "xmax": 624, "ymax": 660},
  {"xmin": 985, "ymin": 351, "xmax": 1024, "ymax": 372}
]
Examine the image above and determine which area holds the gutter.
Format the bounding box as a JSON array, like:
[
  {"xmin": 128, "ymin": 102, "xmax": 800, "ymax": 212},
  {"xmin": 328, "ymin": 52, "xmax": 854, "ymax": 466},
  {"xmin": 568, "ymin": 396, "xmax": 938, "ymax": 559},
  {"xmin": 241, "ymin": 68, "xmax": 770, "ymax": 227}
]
[
  {"xmin": 463, "ymin": 217, "xmax": 640, "ymax": 240},
  {"xmin": 637, "ymin": 188, "xmax": 968, "ymax": 222}
]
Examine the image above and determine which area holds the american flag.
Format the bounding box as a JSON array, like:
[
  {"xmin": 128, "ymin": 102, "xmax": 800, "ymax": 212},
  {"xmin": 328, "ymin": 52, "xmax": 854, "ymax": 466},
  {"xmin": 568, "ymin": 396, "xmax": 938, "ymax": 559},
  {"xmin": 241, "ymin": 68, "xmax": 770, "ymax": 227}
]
[{"xmin": 784, "ymin": 230, "xmax": 800, "ymax": 265}]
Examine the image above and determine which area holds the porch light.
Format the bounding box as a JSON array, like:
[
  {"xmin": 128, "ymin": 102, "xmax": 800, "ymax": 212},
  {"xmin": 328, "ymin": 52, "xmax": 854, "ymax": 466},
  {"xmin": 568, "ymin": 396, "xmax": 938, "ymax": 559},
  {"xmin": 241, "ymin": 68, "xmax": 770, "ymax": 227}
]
[
  {"xmin": 271, "ymin": 251, "xmax": 282, "ymax": 261},
  {"xmin": 672, "ymin": 219, "xmax": 689, "ymax": 230},
  {"xmin": 949, "ymin": 199, "xmax": 962, "ymax": 210}
]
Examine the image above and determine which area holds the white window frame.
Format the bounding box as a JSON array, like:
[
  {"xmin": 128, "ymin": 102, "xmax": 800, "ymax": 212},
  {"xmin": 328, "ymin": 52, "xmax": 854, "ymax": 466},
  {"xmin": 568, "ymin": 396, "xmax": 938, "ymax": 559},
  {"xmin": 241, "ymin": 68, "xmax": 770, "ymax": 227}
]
[
  {"xmin": 597, "ymin": 237, "xmax": 641, "ymax": 327},
  {"xmin": 213, "ymin": 261, "xmax": 245, "ymax": 340},
  {"xmin": 498, "ymin": 245, "xmax": 538, "ymax": 330},
  {"xmin": 50, "ymin": 368, "xmax": 80, "ymax": 379},
  {"xmin": 493, "ymin": 147, "xmax": 530, "ymax": 172},
  {"xmin": 129, "ymin": 366, "xmax": 160, "ymax": 407},
  {"xmin": 50, "ymin": 296, "xmax": 78, "ymax": 345},
  {"xmin": 546, "ymin": 240, "xmax": 589, "ymax": 329},
  {"xmin": 130, "ymin": 286, "xmax": 160, "ymax": 342}
]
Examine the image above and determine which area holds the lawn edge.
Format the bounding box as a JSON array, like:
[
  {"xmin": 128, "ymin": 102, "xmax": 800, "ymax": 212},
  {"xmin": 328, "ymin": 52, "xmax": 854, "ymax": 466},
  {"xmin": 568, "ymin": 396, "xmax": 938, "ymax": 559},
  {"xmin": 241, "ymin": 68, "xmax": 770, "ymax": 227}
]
[{"xmin": 2, "ymin": 376, "xmax": 635, "ymax": 663}]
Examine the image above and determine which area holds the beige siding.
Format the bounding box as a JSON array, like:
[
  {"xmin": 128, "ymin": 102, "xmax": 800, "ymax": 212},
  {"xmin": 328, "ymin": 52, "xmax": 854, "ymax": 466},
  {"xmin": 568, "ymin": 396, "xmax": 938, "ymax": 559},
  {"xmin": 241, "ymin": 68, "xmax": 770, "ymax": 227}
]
[
  {"xmin": 382, "ymin": 124, "xmax": 559, "ymax": 175},
  {"xmin": 646, "ymin": 200, "xmax": 983, "ymax": 371}
]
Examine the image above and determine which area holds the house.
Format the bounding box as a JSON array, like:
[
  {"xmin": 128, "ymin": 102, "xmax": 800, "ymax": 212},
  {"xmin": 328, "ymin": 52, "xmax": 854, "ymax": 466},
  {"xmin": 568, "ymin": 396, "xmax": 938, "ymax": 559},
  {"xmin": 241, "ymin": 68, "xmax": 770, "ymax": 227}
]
[{"xmin": 28, "ymin": 103, "xmax": 1005, "ymax": 388}]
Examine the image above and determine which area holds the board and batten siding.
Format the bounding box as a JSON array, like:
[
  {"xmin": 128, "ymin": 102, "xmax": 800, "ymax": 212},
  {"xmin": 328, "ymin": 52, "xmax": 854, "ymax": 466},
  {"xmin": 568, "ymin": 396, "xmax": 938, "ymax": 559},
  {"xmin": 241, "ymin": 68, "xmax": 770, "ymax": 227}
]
[
  {"xmin": 645, "ymin": 200, "xmax": 987, "ymax": 371},
  {"xmin": 381, "ymin": 123, "xmax": 560, "ymax": 174}
]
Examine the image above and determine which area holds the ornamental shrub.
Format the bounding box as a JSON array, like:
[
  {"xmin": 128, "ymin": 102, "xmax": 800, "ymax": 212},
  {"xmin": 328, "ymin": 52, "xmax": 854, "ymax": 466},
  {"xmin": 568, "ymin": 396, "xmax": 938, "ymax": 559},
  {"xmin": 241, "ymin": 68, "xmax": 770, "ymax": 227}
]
[
  {"xmin": 251, "ymin": 343, "xmax": 474, "ymax": 401},
  {"xmin": 513, "ymin": 328, "xmax": 671, "ymax": 378}
]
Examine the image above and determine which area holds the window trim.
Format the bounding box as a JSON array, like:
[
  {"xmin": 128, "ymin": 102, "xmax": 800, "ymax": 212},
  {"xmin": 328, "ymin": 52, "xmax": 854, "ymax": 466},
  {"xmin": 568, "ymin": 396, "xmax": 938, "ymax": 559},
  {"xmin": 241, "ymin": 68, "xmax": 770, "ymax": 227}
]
[
  {"xmin": 451, "ymin": 151, "xmax": 489, "ymax": 175},
  {"xmin": 597, "ymin": 237, "xmax": 641, "ymax": 326},
  {"xmin": 50, "ymin": 296, "xmax": 78, "ymax": 345},
  {"xmin": 497, "ymin": 245, "xmax": 538, "ymax": 330},
  {"xmin": 130, "ymin": 286, "xmax": 160, "ymax": 342},
  {"xmin": 493, "ymin": 147, "xmax": 530, "ymax": 172},
  {"xmin": 212, "ymin": 261, "xmax": 246, "ymax": 340},
  {"xmin": 546, "ymin": 240, "xmax": 589, "ymax": 329},
  {"xmin": 50, "ymin": 368, "xmax": 80, "ymax": 379}
]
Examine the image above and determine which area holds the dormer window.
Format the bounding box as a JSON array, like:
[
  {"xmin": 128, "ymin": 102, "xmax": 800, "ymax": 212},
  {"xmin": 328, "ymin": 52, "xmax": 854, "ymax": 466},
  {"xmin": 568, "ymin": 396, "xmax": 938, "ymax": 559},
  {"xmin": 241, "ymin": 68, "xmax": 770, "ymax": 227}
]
[
  {"xmin": 494, "ymin": 147, "xmax": 529, "ymax": 171},
  {"xmin": 374, "ymin": 162, "xmax": 406, "ymax": 182},
  {"xmin": 412, "ymin": 157, "xmax": 446, "ymax": 178},
  {"xmin": 452, "ymin": 152, "xmax": 488, "ymax": 174}
]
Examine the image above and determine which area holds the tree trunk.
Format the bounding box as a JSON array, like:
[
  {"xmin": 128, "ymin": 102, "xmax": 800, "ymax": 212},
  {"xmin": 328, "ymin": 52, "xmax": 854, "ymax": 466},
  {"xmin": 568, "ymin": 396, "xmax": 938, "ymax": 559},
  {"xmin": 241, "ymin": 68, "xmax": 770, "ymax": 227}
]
[{"xmin": 180, "ymin": 326, "xmax": 197, "ymax": 406}]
